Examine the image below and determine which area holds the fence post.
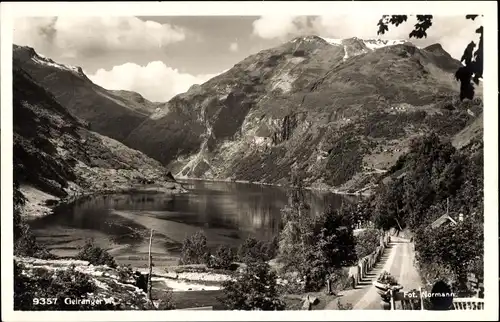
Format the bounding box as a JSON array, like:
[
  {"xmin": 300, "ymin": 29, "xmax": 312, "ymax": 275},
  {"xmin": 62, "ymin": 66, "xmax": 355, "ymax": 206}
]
[
  {"xmin": 148, "ymin": 229, "xmax": 156, "ymax": 309},
  {"xmin": 419, "ymin": 287, "xmax": 424, "ymax": 310},
  {"xmin": 390, "ymin": 289, "xmax": 396, "ymax": 310}
]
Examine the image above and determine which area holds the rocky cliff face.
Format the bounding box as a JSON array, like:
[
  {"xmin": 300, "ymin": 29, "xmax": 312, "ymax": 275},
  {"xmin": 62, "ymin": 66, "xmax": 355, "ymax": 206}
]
[
  {"xmin": 122, "ymin": 36, "xmax": 481, "ymax": 191},
  {"xmin": 15, "ymin": 36, "xmax": 482, "ymax": 192},
  {"xmin": 13, "ymin": 61, "xmax": 184, "ymax": 217},
  {"xmin": 13, "ymin": 45, "xmax": 159, "ymax": 142}
]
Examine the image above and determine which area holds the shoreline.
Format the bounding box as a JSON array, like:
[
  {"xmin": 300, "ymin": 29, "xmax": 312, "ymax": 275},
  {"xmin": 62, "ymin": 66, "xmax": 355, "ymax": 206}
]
[
  {"xmin": 177, "ymin": 176, "xmax": 374, "ymax": 197},
  {"xmin": 21, "ymin": 175, "xmax": 373, "ymax": 220},
  {"xmin": 20, "ymin": 181, "xmax": 187, "ymax": 220}
]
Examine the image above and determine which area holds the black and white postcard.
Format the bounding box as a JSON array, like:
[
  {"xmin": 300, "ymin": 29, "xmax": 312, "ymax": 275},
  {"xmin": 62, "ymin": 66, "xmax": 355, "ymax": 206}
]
[{"xmin": 1, "ymin": 1, "xmax": 498, "ymax": 321}]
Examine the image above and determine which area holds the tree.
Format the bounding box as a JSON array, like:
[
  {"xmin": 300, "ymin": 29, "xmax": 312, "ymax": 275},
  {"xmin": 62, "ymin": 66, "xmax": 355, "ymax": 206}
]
[
  {"xmin": 313, "ymin": 207, "xmax": 358, "ymax": 270},
  {"xmin": 14, "ymin": 180, "xmax": 26, "ymax": 209},
  {"xmin": 209, "ymin": 244, "xmax": 235, "ymax": 269},
  {"xmin": 219, "ymin": 261, "xmax": 285, "ymax": 311},
  {"xmin": 372, "ymin": 133, "xmax": 470, "ymax": 231},
  {"xmin": 179, "ymin": 230, "xmax": 209, "ymax": 265},
  {"xmin": 297, "ymin": 207, "xmax": 358, "ymax": 292},
  {"xmin": 377, "ymin": 15, "xmax": 483, "ymax": 100},
  {"xmin": 414, "ymin": 217, "xmax": 483, "ymax": 293},
  {"xmin": 355, "ymin": 229, "xmax": 381, "ymax": 259},
  {"xmin": 278, "ymin": 171, "xmax": 359, "ymax": 292},
  {"xmin": 373, "ymin": 180, "xmax": 406, "ymax": 231},
  {"xmin": 75, "ymin": 239, "xmax": 117, "ymax": 268},
  {"xmin": 13, "ymin": 206, "xmax": 53, "ymax": 259},
  {"xmin": 277, "ymin": 171, "xmax": 316, "ymax": 271},
  {"xmin": 238, "ymin": 237, "xmax": 266, "ymax": 264},
  {"xmin": 260, "ymin": 235, "xmax": 279, "ymax": 261},
  {"xmin": 367, "ymin": 131, "xmax": 483, "ymax": 293}
]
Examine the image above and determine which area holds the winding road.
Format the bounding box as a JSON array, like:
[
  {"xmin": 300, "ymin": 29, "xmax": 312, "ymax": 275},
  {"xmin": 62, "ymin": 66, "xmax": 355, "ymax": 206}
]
[{"xmin": 326, "ymin": 236, "xmax": 422, "ymax": 310}]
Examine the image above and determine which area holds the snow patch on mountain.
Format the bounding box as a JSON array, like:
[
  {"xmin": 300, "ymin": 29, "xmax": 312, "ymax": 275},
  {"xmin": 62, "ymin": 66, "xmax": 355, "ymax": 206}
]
[
  {"xmin": 31, "ymin": 54, "xmax": 84, "ymax": 77},
  {"xmin": 363, "ymin": 39, "xmax": 407, "ymax": 50},
  {"xmin": 320, "ymin": 37, "xmax": 344, "ymax": 46},
  {"xmin": 317, "ymin": 36, "xmax": 408, "ymax": 61}
]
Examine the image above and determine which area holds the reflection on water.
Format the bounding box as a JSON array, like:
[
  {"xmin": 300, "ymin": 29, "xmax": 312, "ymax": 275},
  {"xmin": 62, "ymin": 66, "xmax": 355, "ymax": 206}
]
[{"xmin": 31, "ymin": 180, "xmax": 354, "ymax": 260}]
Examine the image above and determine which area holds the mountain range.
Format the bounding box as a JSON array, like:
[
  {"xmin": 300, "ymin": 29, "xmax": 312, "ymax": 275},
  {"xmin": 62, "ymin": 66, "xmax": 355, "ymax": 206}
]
[
  {"xmin": 13, "ymin": 52, "xmax": 183, "ymax": 216},
  {"xmin": 12, "ymin": 35, "xmax": 483, "ymax": 197}
]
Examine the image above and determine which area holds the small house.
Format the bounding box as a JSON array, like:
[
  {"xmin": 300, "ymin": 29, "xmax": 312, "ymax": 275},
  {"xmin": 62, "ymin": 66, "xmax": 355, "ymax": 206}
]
[{"xmin": 430, "ymin": 213, "xmax": 458, "ymax": 229}]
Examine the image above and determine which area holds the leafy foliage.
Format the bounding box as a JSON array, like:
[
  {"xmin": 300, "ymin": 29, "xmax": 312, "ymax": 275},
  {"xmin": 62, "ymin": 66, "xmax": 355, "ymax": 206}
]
[
  {"xmin": 277, "ymin": 173, "xmax": 357, "ymax": 292},
  {"xmin": 278, "ymin": 171, "xmax": 315, "ymax": 271},
  {"xmin": 377, "ymin": 271, "xmax": 399, "ymax": 285},
  {"xmin": 208, "ymin": 244, "xmax": 235, "ymax": 270},
  {"xmin": 13, "ymin": 260, "xmax": 156, "ymax": 311},
  {"xmin": 75, "ymin": 239, "xmax": 117, "ymax": 268},
  {"xmin": 13, "ymin": 206, "xmax": 53, "ymax": 259},
  {"xmin": 157, "ymin": 291, "xmax": 176, "ymax": 310},
  {"xmin": 179, "ymin": 230, "xmax": 209, "ymax": 265},
  {"xmin": 377, "ymin": 14, "xmax": 483, "ymax": 100},
  {"xmin": 325, "ymin": 135, "xmax": 365, "ymax": 186},
  {"xmin": 414, "ymin": 217, "xmax": 483, "ymax": 291},
  {"xmin": 14, "ymin": 180, "xmax": 26, "ymax": 209},
  {"xmin": 372, "ymin": 133, "xmax": 481, "ymax": 231},
  {"xmin": 370, "ymin": 132, "xmax": 483, "ymax": 292},
  {"xmin": 219, "ymin": 261, "xmax": 285, "ymax": 311},
  {"xmin": 355, "ymin": 229, "xmax": 382, "ymax": 259},
  {"xmin": 237, "ymin": 237, "xmax": 277, "ymax": 264},
  {"xmin": 14, "ymin": 261, "xmax": 116, "ymax": 310}
]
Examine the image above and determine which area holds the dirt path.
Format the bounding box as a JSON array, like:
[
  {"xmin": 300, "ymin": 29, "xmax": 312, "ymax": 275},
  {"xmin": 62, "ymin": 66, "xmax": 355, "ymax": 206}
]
[{"xmin": 325, "ymin": 236, "xmax": 422, "ymax": 310}]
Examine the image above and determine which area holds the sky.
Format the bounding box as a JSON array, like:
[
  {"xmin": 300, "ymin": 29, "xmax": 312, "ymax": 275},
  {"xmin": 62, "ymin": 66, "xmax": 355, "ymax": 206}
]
[{"xmin": 13, "ymin": 15, "xmax": 483, "ymax": 103}]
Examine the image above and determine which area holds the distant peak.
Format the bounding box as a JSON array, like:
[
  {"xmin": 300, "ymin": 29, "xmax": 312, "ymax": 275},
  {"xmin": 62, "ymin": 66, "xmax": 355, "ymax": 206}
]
[
  {"xmin": 13, "ymin": 44, "xmax": 87, "ymax": 78},
  {"xmin": 290, "ymin": 35, "xmax": 325, "ymax": 43},
  {"xmin": 424, "ymin": 43, "xmax": 450, "ymax": 55},
  {"xmin": 425, "ymin": 43, "xmax": 443, "ymax": 50},
  {"xmin": 293, "ymin": 36, "xmax": 409, "ymax": 50}
]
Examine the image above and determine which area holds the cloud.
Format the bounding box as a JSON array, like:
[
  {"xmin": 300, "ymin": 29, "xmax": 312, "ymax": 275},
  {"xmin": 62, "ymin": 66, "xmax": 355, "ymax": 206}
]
[
  {"xmin": 87, "ymin": 61, "xmax": 221, "ymax": 102},
  {"xmin": 251, "ymin": 15, "xmax": 483, "ymax": 59},
  {"xmin": 14, "ymin": 16, "xmax": 186, "ymax": 58},
  {"xmin": 252, "ymin": 16, "xmax": 313, "ymax": 40},
  {"xmin": 229, "ymin": 42, "xmax": 239, "ymax": 52}
]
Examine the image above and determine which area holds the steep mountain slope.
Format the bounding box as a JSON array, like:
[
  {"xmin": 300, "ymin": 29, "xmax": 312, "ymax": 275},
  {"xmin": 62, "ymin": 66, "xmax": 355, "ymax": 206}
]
[
  {"xmin": 123, "ymin": 36, "xmax": 482, "ymax": 191},
  {"xmin": 13, "ymin": 62, "xmax": 184, "ymax": 218},
  {"xmin": 13, "ymin": 45, "xmax": 159, "ymax": 142}
]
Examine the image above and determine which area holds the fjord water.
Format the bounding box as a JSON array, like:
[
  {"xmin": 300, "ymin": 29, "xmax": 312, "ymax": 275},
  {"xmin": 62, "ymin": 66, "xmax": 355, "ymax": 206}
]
[{"xmin": 30, "ymin": 180, "xmax": 352, "ymax": 267}]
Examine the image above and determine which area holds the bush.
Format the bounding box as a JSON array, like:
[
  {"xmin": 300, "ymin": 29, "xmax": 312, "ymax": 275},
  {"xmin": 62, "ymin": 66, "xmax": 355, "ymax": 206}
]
[
  {"xmin": 377, "ymin": 271, "xmax": 399, "ymax": 285},
  {"xmin": 14, "ymin": 261, "xmax": 116, "ymax": 310},
  {"xmin": 157, "ymin": 291, "xmax": 176, "ymax": 310},
  {"xmin": 290, "ymin": 207, "xmax": 358, "ymax": 293},
  {"xmin": 276, "ymin": 176, "xmax": 357, "ymax": 293},
  {"xmin": 330, "ymin": 268, "xmax": 353, "ymax": 292},
  {"xmin": 179, "ymin": 230, "xmax": 209, "ymax": 265},
  {"xmin": 337, "ymin": 299, "xmax": 353, "ymax": 310},
  {"xmin": 208, "ymin": 244, "xmax": 235, "ymax": 270},
  {"xmin": 276, "ymin": 272, "xmax": 306, "ymax": 294},
  {"xmin": 13, "ymin": 208, "xmax": 53, "ymax": 259},
  {"xmin": 355, "ymin": 229, "xmax": 381, "ymax": 259},
  {"xmin": 116, "ymin": 265, "xmax": 134, "ymax": 283},
  {"xmin": 238, "ymin": 237, "xmax": 275, "ymax": 264},
  {"xmin": 414, "ymin": 218, "xmax": 483, "ymax": 292},
  {"xmin": 75, "ymin": 239, "xmax": 117, "ymax": 268},
  {"xmin": 219, "ymin": 261, "xmax": 285, "ymax": 311},
  {"xmin": 259, "ymin": 236, "xmax": 279, "ymax": 261}
]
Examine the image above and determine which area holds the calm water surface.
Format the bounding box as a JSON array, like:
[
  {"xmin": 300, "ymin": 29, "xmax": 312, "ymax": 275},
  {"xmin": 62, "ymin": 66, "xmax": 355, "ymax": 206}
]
[{"xmin": 31, "ymin": 180, "xmax": 355, "ymax": 266}]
